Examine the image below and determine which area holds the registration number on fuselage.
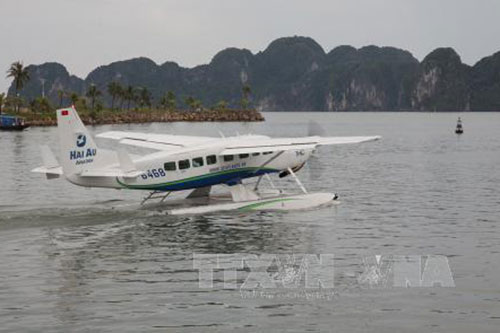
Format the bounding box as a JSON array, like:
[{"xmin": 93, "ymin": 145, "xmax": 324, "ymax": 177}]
[
  {"xmin": 140, "ymin": 162, "xmax": 247, "ymax": 180},
  {"xmin": 140, "ymin": 168, "xmax": 166, "ymax": 180}
]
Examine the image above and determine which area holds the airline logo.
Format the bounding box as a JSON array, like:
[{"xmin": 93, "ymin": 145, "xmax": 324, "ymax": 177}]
[
  {"xmin": 70, "ymin": 134, "xmax": 96, "ymax": 164},
  {"xmin": 76, "ymin": 134, "xmax": 86, "ymax": 147}
]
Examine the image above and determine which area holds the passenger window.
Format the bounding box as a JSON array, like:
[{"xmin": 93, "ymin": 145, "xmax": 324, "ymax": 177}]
[
  {"xmin": 252, "ymin": 152, "xmax": 260, "ymax": 156},
  {"xmin": 263, "ymin": 151, "xmax": 273, "ymax": 155},
  {"xmin": 164, "ymin": 162, "xmax": 176, "ymax": 171},
  {"xmin": 178, "ymin": 159, "xmax": 190, "ymax": 170},
  {"xmin": 223, "ymin": 155, "xmax": 234, "ymax": 162},
  {"xmin": 206, "ymin": 155, "xmax": 217, "ymax": 165},
  {"xmin": 192, "ymin": 157, "xmax": 204, "ymax": 167},
  {"xmin": 239, "ymin": 153, "xmax": 249, "ymax": 159}
]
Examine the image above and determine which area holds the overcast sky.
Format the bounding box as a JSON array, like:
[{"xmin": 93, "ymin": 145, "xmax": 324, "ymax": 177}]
[{"xmin": 1, "ymin": 0, "xmax": 500, "ymax": 93}]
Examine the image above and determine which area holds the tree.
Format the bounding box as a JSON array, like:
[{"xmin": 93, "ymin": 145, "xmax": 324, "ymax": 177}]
[
  {"xmin": 7, "ymin": 61, "xmax": 30, "ymax": 95},
  {"xmin": 30, "ymin": 97, "xmax": 52, "ymax": 113},
  {"xmin": 57, "ymin": 89, "xmax": 65, "ymax": 107},
  {"xmin": 241, "ymin": 84, "xmax": 251, "ymax": 110},
  {"xmin": 184, "ymin": 96, "xmax": 203, "ymax": 111},
  {"xmin": 124, "ymin": 85, "xmax": 135, "ymax": 110},
  {"xmin": 138, "ymin": 87, "xmax": 152, "ymax": 109},
  {"xmin": 117, "ymin": 86, "xmax": 126, "ymax": 110},
  {"xmin": 184, "ymin": 96, "xmax": 195, "ymax": 110},
  {"xmin": 192, "ymin": 99, "xmax": 202, "ymax": 111},
  {"xmin": 70, "ymin": 92, "xmax": 79, "ymax": 105},
  {"xmin": 215, "ymin": 100, "xmax": 228, "ymax": 110},
  {"xmin": 165, "ymin": 91, "xmax": 176, "ymax": 110},
  {"xmin": 6, "ymin": 61, "xmax": 30, "ymax": 112},
  {"xmin": 133, "ymin": 89, "xmax": 142, "ymax": 109},
  {"xmin": 107, "ymin": 81, "xmax": 122, "ymax": 110},
  {"xmin": 0, "ymin": 93, "xmax": 5, "ymax": 114},
  {"xmin": 85, "ymin": 84, "xmax": 102, "ymax": 111},
  {"xmin": 160, "ymin": 91, "xmax": 176, "ymax": 110},
  {"xmin": 115, "ymin": 84, "xmax": 124, "ymax": 109}
]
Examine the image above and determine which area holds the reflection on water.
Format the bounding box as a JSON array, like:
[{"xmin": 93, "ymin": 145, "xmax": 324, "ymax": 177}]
[{"xmin": 1, "ymin": 112, "xmax": 500, "ymax": 331}]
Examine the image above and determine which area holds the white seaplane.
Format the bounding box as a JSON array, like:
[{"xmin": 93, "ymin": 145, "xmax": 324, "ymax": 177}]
[{"xmin": 32, "ymin": 106, "xmax": 380, "ymax": 214}]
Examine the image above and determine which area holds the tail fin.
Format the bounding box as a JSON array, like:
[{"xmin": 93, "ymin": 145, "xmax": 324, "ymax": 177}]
[{"xmin": 57, "ymin": 106, "xmax": 99, "ymax": 176}]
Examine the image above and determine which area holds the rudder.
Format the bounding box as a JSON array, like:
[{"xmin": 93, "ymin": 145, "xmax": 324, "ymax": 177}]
[{"xmin": 57, "ymin": 106, "xmax": 99, "ymax": 176}]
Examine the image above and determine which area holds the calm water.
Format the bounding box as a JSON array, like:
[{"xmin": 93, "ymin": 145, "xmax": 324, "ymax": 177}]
[{"xmin": 0, "ymin": 112, "xmax": 499, "ymax": 332}]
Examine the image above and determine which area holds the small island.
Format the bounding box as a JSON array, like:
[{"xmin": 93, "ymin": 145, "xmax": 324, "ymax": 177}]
[{"xmin": 0, "ymin": 61, "xmax": 264, "ymax": 127}]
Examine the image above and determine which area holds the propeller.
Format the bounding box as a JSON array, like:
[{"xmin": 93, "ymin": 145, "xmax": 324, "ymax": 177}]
[
  {"xmin": 307, "ymin": 119, "xmax": 326, "ymax": 137},
  {"xmin": 305, "ymin": 120, "xmax": 327, "ymax": 182}
]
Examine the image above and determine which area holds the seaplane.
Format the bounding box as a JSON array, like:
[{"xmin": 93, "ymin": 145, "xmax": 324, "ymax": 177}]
[{"xmin": 32, "ymin": 106, "xmax": 380, "ymax": 214}]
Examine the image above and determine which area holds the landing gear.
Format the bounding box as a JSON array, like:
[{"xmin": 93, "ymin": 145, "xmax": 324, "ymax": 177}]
[
  {"xmin": 140, "ymin": 168, "xmax": 338, "ymax": 214},
  {"xmin": 140, "ymin": 190, "xmax": 171, "ymax": 205}
]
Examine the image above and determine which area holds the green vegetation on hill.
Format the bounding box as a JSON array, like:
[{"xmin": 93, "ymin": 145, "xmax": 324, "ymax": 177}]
[{"xmin": 6, "ymin": 36, "xmax": 500, "ymax": 111}]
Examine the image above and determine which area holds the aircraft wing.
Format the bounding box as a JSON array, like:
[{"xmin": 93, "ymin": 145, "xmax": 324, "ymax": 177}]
[
  {"xmin": 96, "ymin": 131, "xmax": 216, "ymax": 151},
  {"xmin": 97, "ymin": 131, "xmax": 380, "ymax": 154},
  {"xmin": 219, "ymin": 136, "xmax": 381, "ymax": 155}
]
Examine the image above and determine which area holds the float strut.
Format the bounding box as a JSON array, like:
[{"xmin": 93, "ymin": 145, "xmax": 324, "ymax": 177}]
[
  {"xmin": 141, "ymin": 190, "xmax": 171, "ymax": 205},
  {"xmin": 287, "ymin": 167, "xmax": 308, "ymax": 194}
]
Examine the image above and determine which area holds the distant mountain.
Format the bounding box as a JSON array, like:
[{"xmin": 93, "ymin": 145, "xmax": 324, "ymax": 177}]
[
  {"xmin": 8, "ymin": 36, "xmax": 500, "ymax": 111},
  {"xmin": 13, "ymin": 62, "xmax": 85, "ymax": 106},
  {"xmin": 470, "ymin": 51, "xmax": 500, "ymax": 111}
]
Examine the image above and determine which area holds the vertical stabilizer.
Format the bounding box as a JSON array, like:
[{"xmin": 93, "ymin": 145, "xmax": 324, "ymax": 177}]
[{"xmin": 57, "ymin": 106, "xmax": 99, "ymax": 177}]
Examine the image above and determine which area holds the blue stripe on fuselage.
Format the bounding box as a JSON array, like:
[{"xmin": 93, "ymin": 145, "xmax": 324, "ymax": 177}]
[{"xmin": 125, "ymin": 168, "xmax": 278, "ymax": 191}]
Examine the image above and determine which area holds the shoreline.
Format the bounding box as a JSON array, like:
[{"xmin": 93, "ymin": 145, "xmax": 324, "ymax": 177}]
[{"xmin": 19, "ymin": 109, "xmax": 265, "ymax": 127}]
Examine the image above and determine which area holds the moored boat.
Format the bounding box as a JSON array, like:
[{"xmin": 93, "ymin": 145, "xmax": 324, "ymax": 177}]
[{"xmin": 0, "ymin": 115, "xmax": 30, "ymax": 131}]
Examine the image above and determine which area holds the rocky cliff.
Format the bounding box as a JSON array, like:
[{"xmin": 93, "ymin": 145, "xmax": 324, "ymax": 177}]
[{"xmin": 9, "ymin": 36, "xmax": 500, "ymax": 111}]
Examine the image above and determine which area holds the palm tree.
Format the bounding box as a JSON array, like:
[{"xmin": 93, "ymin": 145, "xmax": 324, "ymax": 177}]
[
  {"xmin": 132, "ymin": 88, "xmax": 142, "ymax": 110},
  {"xmin": 215, "ymin": 100, "xmax": 228, "ymax": 111},
  {"xmin": 6, "ymin": 61, "xmax": 30, "ymax": 112},
  {"xmin": 160, "ymin": 91, "xmax": 176, "ymax": 110},
  {"xmin": 184, "ymin": 96, "xmax": 195, "ymax": 110},
  {"xmin": 70, "ymin": 92, "xmax": 79, "ymax": 105},
  {"xmin": 0, "ymin": 93, "xmax": 5, "ymax": 114},
  {"xmin": 241, "ymin": 84, "xmax": 251, "ymax": 110},
  {"xmin": 7, "ymin": 61, "xmax": 30, "ymax": 95},
  {"xmin": 107, "ymin": 81, "xmax": 122, "ymax": 110},
  {"xmin": 117, "ymin": 87, "xmax": 126, "ymax": 110},
  {"xmin": 31, "ymin": 96, "xmax": 52, "ymax": 113},
  {"xmin": 139, "ymin": 87, "xmax": 152, "ymax": 109},
  {"xmin": 115, "ymin": 84, "xmax": 124, "ymax": 109},
  {"xmin": 125, "ymin": 85, "xmax": 135, "ymax": 110},
  {"xmin": 57, "ymin": 90, "xmax": 65, "ymax": 107},
  {"xmin": 193, "ymin": 100, "xmax": 202, "ymax": 110},
  {"xmin": 166, "ymin": 91, "xmax": 176, "ymax": 110},
  {"xmin": 85, "ymin": 84, "xmax": 102, "ymax": 110}
]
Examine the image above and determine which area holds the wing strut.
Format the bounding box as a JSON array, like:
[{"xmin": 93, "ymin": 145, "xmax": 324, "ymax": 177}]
[{"xmin": 251, "ymin": 150, "xmax": 285, "ymax": 176}]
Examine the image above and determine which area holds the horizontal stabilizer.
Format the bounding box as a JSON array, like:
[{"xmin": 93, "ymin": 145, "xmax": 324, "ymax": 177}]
[
  {"xmin": 31, "ymin": 145, "xmax": 63, "ymax": 179},
  {"xmin": 40, "ymin": 145, "xmax": 59, "ymax": 169},
  {"xmin": 31, "ymin": 166, "xmax": 63, "ymax": 179}
]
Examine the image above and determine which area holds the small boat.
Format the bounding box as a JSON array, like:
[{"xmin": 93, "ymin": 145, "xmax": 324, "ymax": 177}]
[
  {"xmin": 0, "ymin": 115, "xmax": 30, "ymax": 131},
  {"xmin": 455, "ymin": 117, "xmax": 463, "ymax": 134}
]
